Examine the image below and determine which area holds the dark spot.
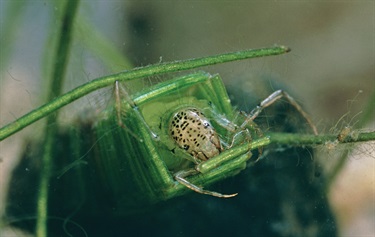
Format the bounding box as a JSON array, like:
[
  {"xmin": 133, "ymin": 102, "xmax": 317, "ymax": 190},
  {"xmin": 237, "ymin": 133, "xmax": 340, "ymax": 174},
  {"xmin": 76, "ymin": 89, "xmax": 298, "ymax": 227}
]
[
  {"xmin": 183, "ymin": 145, "xmax": 190, "ymax": 150},
  {"xmin": 181, "ymin": 121, "xmax": 189, "ymax": 130}
]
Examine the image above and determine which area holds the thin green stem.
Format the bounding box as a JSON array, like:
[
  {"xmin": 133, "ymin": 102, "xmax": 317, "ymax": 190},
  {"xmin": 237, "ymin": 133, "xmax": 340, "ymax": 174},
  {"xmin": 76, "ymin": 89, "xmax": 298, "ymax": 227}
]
[
  {"xmin": 267, "ymin": 131, "xmax": 375, "ymax": 145},
  {"xmin": 0, "ymin": 45, "xmax": 289, "ymax": 141},
  {"xmin": 196, "ymin": 130, "xmax": 374, "ymax": 185},
  {"xmin": 35, "ymin": 1, "xmax": 80, "ymax": 236}
]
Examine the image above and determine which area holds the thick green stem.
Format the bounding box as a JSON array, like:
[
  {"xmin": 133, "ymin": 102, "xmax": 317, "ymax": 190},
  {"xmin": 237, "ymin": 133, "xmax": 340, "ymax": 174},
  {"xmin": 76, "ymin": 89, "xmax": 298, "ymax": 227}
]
[{"xmin": 36, "ymin": 1, "xmax": 80, "ymax": 236}]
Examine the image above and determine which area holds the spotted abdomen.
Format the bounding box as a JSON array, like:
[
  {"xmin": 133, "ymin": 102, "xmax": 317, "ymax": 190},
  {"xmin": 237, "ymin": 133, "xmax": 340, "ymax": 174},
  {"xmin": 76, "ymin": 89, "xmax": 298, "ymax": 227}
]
[{"xmin": 169, "ymin": 108, "xmax": 222, "ymax": 161}]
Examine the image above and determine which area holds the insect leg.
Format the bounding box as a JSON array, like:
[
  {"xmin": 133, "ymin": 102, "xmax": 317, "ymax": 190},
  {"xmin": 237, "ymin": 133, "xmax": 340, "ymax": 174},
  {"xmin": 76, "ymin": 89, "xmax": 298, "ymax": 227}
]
[
  {"xmin": 174, "ymin": 170, "xmax": 237, "ymax": 198},
  {"xmin": 240, "ymin": 90, "xmax": 318, "ymax": 135},
  {"xmin": 114, "ymin": 81, "xmax": 159, "ymax": 141}
]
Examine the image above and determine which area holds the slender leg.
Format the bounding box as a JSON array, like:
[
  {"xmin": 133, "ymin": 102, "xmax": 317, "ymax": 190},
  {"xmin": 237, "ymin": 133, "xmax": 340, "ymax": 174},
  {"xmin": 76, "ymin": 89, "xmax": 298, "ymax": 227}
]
[
  {"xmin": 114, "ymin": 81, "xmax": 159, "ymax": 141},
  {"xmin": 240, "ymin": 90, "xmax": 318, "ymax": 135},
  {"xmin": 175, "ymin": 170, "xmax": 237, "ymax": 198}
]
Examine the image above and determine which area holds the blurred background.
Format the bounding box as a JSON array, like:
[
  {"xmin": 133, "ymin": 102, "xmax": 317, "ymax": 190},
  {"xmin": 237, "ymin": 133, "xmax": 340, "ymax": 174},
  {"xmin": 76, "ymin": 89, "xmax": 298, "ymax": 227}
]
[{"xmin": 1, "ymin": 1, "xmax": 374, "ymax": 236}]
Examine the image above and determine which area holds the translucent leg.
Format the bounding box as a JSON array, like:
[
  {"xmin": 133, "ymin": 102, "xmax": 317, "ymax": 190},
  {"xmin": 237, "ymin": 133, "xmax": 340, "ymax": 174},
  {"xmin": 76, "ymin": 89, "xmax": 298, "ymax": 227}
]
[
  {"xmin": 241, "ymin": 90, "xmax": 318, "ymax": 135},
  {"xmin": 175, "ymin": 170, "xmax": 237, "ymax": 198},
  {"xmin": 114, "ymin": 81, "xmax": 159, "ymax": 141}
]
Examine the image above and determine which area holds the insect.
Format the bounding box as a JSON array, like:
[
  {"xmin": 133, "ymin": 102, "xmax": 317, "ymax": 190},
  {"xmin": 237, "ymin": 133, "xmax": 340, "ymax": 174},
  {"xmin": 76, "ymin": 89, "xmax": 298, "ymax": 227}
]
[
  {"xmin": 4, "ymin": 70, "xmax": 324, "ymax": 235},
  {"xmin": 79, "ymin": 70, "xmax": 318, "ymax": 215},
  {"xmin": 3, "ymin": 46, "xmax": 321, "ymax": 220}
]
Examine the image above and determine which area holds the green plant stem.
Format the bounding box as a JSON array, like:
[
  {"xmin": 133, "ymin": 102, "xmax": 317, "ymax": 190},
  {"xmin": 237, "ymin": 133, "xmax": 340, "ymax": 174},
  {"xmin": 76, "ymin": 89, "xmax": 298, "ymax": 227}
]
[
  {"xmin": 36, "ymin": 1, "xmax": 80, "ymax": 236},
  {"xmin": 0, "ymin": 45, "xmax": 289, "ymax": 141},
  {"xmin": 200, "ymin": 131, "xmax": 374, "ymax": 173},
  {"xmin": 267, "ymin": 131, "xmax": 375, "ymax": 145}
]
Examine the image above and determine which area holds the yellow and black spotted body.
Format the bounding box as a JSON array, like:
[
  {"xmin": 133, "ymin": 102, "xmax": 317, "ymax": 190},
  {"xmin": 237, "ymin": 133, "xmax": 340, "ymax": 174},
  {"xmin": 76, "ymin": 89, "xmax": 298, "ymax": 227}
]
[{"xmin": 169, "ymin": 108, "xmax": 222, "ymax": 162}]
